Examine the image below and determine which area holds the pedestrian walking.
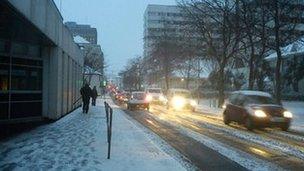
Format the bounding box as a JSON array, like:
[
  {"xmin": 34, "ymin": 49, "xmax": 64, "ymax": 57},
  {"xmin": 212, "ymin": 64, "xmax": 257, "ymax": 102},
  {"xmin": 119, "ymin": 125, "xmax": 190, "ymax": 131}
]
[
  {"xmin": 80, "ymin": 83, "xmax": 92, "ymax": 113},
  {"xmin": 91, "ymin": 86, "xmax": 98, "ymax": 106}
]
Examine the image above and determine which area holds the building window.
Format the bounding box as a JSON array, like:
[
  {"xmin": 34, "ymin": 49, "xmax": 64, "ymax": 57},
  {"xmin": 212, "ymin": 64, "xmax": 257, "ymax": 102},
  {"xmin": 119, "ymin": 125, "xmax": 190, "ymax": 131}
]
[
  {"xmin": 12, "ymin": 42, "xmax": 28, "ymax": 55},
  {"xmin": 0, "ymin": 39, "xmax": 10, "ymax": 53},
  {"xmin": 0, "ymin": 40, "xmax": 43, "ymax": 120},
  {"xmin": 11, "ymin": 65, "xmax": 42, "ymax": 91},
  {"xmin": 0, "ymin": 55, "xmax": 9, "ymax": 120},
  {"xmin": 0, "ymin": 40, "xmax": 4, "ymax": 52},
  {"xmin": 28, "ymin": 45, "xmax": 41, "ymax": 58},
  {"xmin": 11, "ymin": 101, "xmax": 42, "ymax": 118}
]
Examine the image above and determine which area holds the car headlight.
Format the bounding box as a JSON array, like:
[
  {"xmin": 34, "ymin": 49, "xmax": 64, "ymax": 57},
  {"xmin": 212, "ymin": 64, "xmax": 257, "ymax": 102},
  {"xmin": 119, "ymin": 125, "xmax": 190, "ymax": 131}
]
[
  {"xmin": 146, "ymin": 94, "xmax": 153, "ymax": 102},
  {"xmin": 222, "ymin": 104, "xmax": 226, "ymax": 109},
  {"xmin": 190, "ymin": 100, "xmax": 197, "ymax": 106},
  {"xmin": 172, "ymin": 97, "xmax": 186, "ymax": 109},
  {"xmin": 283, "ymin": 111, "xmax": 293, "ymax": 118},
  {"xmin": 254, "ymin": 110, "xmax": 267, "ymax": 118}
]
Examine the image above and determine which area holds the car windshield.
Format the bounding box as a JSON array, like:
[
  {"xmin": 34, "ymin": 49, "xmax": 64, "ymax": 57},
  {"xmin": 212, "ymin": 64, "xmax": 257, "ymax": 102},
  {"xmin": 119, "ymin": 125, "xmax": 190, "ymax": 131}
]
[
  {"xmin": 133, "ymin": 93, "xmax": 145, "ymax": 100},
  {"xmin": 245, "ymin": 95, "xmax": 278, "ymax": 105},
  {"xmin": 148, "ymin": 89, "xmax": 161, "ymax": 93}
]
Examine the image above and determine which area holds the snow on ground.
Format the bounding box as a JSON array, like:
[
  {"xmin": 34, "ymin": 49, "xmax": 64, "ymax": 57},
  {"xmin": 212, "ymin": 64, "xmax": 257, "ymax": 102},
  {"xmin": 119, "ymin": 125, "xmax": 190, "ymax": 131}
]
[
  {"xmin": 283, "ymin": 101, "xmax": 304, "ymax": 131},
  {"xmin": 144, "ymin": 112, "xmax": 282, "ymax": 171},
  {"xmin": 197, "ymin": 99, "xmax": 304, "ymax": 132},
  {"xmin": 0, "ymin": 98, "xmax": 186, "ymax": 171},
  {"xmin": 186, "ymin": 117, "xmax": 304, "ymax": 160},
  {"xmin": 178, "ymin": 126, "xmax": 283, "ymax": 171},
  {"xmin": 196, "ymin": 99, "xmax": 223, "ymax": 117}
]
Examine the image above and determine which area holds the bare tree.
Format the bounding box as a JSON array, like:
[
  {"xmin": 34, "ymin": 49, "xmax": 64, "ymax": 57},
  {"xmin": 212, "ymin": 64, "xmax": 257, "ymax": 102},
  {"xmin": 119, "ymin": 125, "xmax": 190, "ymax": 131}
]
[
  {"xmin": 83, "ymin": 45, "xmax": 104, "ymax": 72},
  {"xmin": 264, "ymin": 0, "xmax": 304, "ymax": 102},
  {"xmin": 179, "ymin": 0, "xmax": 243, "ymax": 107},
  {"xmin": 120, "ymin": 57, "xmax": 144, "ymax": 91},
  {"xmin": 146, "ymin": 20, "xmax": 181, "ymax": 91},
  {"xmin": 238, "ymin": 0, "xmax": 304, "ymax": 97}
]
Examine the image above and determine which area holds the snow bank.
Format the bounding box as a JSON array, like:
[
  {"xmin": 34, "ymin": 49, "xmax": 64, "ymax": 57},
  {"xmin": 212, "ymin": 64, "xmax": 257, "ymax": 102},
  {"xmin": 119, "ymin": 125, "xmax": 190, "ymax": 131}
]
[
  {"xmin": 283, "ymin": 101, "xmax": 304, "ymax": 132},
  {"xmin": 196, "ymin": 99, "xmax": 223, "ymax": 117}
]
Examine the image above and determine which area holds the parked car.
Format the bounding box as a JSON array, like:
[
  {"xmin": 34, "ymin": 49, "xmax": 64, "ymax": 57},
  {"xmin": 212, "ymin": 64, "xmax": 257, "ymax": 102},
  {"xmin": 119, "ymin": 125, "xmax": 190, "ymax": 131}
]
[
  {"xmin": 166, "ymin": 89, "xmax": 197, "ymax": 111},
  {"xmin": 145, "ymin": 88, "xmax": 167, "ymax": 104},
  {"xmin": 127, "ymin": 91, "xmax": 150, "ymax": 110},
  {"xmin": 223, "ymin": 91, "xmax": 292, "ymax": 131}
]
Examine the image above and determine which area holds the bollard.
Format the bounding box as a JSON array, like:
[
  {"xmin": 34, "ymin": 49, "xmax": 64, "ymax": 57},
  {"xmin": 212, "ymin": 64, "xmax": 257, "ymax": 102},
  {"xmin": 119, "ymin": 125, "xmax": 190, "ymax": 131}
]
[
  {"xmin": 107, "ymin": 108, "xmax": 113, "ymax": 159},
  {"xmin": 104, "ymin": 101, "xmax": 113, "ymax": 159}
]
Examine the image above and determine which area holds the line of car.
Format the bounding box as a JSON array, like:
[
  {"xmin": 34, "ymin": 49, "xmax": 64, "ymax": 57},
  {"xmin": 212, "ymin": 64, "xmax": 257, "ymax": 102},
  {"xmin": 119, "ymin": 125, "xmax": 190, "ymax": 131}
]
[
  {"xmin": 109, "ymin": 87, "xmax": 293, "ymax": 131},
  {"xmin": 109, "ymin": 88, "xmax": 198, "ymax": 111}
]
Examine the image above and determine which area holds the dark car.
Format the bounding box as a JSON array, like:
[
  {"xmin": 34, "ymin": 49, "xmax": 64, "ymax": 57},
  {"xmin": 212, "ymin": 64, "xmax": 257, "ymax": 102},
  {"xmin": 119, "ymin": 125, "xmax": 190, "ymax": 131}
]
[
  {"xmin": 127, "ymin": 91, "xmax": 150, "ymax": 110},
  {"xmin": 223, "ymin": 91, "xmax": 293, "ymax": 131}
]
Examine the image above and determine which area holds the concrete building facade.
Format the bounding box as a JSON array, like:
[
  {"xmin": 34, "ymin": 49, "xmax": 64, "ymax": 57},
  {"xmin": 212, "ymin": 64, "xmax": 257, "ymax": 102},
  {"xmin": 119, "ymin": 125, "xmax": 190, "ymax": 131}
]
[
  {"xmin": 65, "ymin": 22, "xmax": 98, "ymax": 44},
  {"xmin": 144, "ymin": 5, "xmax": 188, "ymax": 58},
  {"xmin": 0, "ymin": 0, "xmax": 84, "ymax": 123}
]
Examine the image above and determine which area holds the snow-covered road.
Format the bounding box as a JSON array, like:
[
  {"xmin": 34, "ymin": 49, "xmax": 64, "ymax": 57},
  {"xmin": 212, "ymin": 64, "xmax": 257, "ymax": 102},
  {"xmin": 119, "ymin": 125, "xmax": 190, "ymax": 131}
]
[
  {"xmin": 123, "ymin": 103, "xmax": 304, "ymax": 170},
  {"xmin": 0, "ymin": 99, "xmax": 187, "ymax": 171}
]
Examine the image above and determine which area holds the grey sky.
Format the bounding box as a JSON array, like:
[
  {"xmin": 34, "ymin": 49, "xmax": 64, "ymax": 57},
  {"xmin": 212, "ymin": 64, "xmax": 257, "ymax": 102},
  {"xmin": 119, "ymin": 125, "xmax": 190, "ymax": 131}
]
[{"xmin": 54, "ymin": 0, "xmax": 176, "ymax": 75}]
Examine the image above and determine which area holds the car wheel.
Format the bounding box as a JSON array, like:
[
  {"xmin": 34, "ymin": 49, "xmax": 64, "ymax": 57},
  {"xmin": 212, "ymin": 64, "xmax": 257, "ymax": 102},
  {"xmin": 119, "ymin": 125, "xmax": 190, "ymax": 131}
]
[
  {"xmin": 280, "ymin": 124, "xmax": 289, "ymax": 131},
  {"xmin": 245, "ymin": 117, "xmax": 254, "ymax": 131},
  {"xmin": 223, "ymin": 112, "xmax": 231, "ymax": 125}
]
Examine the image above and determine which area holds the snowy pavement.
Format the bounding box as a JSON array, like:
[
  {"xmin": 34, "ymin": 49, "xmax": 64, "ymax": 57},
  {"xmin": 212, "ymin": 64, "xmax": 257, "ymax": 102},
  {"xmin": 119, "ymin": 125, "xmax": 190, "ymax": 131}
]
[{"xmin": 0, "ymin": 98, "xmax": 186, "ymax": 171}]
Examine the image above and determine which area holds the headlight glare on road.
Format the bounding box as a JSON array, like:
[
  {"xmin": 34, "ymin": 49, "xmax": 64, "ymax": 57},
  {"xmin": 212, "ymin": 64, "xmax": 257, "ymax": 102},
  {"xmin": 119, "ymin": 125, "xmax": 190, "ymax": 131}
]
[
  {"xmin": 190, "ymin": 100, "xmax": 197, "ymax": 106},
  {"xmin": 172, "ymin": 96, "xmax": 186, "ymax": 109},
  {"xmin": 254, "ymin": 110, "xmax": 267, "ymax": 118},
  {"xmin": 159, "ymin": 95, "xmax": 166, "ymax": 102},
  {"xmin": 283, "ymin": 111, "xmax": 293, "ymax": 118}
]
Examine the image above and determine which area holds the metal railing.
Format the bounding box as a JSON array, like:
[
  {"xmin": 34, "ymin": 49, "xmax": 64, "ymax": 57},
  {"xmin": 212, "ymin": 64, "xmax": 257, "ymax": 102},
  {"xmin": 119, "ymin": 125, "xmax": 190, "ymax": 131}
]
[{"xmin": 104, "ymin": 101, "xmax": 113, "ymax": 159}]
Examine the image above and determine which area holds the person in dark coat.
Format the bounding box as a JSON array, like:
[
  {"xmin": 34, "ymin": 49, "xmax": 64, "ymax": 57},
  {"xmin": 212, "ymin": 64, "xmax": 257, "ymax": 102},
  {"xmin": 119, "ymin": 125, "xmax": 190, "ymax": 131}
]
[
  {"xmin": 80, "ymin": 83, "xmax": 92, "ymax": 113},
  {"xmin": 91, "ymin": 86, "xmax": 98, "ymax": 106}
]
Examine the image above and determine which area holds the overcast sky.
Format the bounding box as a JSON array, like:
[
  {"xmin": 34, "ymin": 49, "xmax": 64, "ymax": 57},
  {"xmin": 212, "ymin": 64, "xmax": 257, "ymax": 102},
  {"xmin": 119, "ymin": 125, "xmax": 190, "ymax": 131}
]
[{"xmin": 54, "ymin": 0, "xmax": 176, "ymax": 75}]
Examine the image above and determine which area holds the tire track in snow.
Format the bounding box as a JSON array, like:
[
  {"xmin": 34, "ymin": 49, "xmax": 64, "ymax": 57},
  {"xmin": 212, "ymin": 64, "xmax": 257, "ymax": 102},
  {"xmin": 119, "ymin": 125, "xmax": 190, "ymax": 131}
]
[
  {"xmin": 173, "ymin": 110, "xmax": 304, "ymax": 160},
  {"xmin": 143, "ymin": 109, "xmax": 283, "ymax": 171},
  {"xmin": 154, "ymin": 105, "xmax": 304, "ymax": 156}
]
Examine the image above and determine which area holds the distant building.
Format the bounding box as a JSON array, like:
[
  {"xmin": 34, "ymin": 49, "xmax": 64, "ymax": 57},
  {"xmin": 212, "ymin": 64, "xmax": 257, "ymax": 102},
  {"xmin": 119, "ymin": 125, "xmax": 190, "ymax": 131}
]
[
  {"xmin": 143, "ymin": 4, "xmax": 186, "ymax": 58},
  {"xmin": 65, "ymin": 22, "xmax": 98, "ymax": 44},
  {"xmin": 143, "ymin": 4, "xmax": 207, "ymax": 89}
]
